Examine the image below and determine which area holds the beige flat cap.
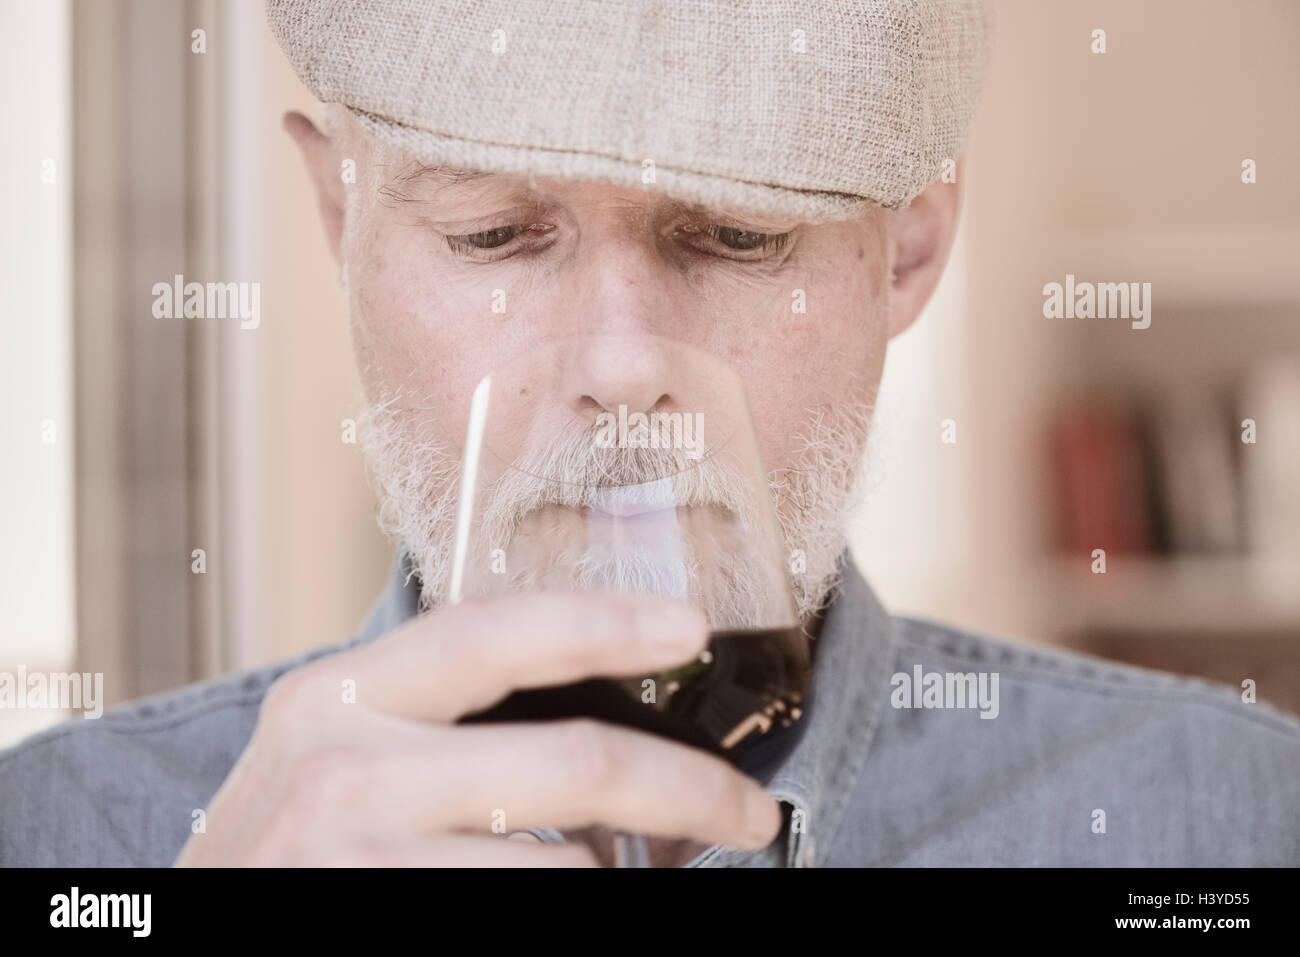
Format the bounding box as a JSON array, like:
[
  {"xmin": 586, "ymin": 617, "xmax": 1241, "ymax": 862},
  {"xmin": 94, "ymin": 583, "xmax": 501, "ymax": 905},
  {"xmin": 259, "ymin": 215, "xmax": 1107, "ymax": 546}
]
[{"xmin": 266, "ymin": 0, "xmax": 991, "ymax": 221}]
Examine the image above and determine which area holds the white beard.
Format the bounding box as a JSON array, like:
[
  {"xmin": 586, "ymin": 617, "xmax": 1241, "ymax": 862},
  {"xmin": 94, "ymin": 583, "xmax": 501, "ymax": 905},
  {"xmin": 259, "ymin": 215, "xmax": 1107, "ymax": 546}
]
[{"xmin": 357, "ymin": 391, "xmax": 874, "ymax": 627}]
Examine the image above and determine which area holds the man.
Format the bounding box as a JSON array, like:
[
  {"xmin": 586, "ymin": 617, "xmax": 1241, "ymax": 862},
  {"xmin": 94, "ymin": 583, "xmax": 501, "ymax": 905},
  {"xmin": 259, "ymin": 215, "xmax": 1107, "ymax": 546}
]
[{"xmin": 2, "ymin": 0, "xmax": 1297, "ymax": 868}]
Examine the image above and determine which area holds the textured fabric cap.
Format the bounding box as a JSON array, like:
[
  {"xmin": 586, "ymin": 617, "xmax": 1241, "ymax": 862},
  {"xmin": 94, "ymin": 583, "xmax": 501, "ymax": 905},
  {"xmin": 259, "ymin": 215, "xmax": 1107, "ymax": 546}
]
[{"xmin": 266, "ymin": 0, "xmax": 991, "ymax": 221}]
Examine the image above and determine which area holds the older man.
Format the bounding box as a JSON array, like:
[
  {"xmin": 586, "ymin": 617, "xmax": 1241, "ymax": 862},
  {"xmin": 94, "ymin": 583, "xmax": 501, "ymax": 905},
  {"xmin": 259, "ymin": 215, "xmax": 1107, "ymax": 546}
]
[{"xmin": 1, "ymin": 0, "xmax": 1297, "ymax": 868}]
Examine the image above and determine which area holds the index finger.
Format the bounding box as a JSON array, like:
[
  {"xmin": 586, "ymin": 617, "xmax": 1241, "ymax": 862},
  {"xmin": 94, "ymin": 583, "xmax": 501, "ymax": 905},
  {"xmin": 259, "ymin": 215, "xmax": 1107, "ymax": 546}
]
[{"xmin": 320, "ymin": 591, "xmax": 709, "ymax": 723}]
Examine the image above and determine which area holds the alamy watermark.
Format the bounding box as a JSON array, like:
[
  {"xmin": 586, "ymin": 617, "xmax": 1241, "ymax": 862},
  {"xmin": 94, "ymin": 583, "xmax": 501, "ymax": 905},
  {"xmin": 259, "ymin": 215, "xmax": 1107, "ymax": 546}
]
[
  {"xmin": 151, "ymin": 273, "xmax": 261, "ymax": 330},
  {"xmin": 1042, "ymin": 273, "xmax": 1151, "ymax": 330},
  {"xmin": 890, "ymin": 665, "xmax": 999, "ymax": 719},
  {"xmin": 0, "ymin": 666, "xmax": 104, "ymax": 719},
  {"xmin": 50, "ymin": 887, "xmax": 150, "ymax": 937},
  {"xmin": 594, "ymin": 404, "xmax": 705, "ymax": 460}
]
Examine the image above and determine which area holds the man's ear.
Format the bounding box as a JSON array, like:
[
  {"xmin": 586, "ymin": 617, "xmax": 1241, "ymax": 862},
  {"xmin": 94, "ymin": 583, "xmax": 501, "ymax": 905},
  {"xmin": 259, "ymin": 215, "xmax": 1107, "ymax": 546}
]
[
  {"xmin": 284, "ymin": 110, "xmax": 346, "ymax": 265},
  {"xmin": 884, "ymin": 163, "xmax": 963, "ymax": 339}
]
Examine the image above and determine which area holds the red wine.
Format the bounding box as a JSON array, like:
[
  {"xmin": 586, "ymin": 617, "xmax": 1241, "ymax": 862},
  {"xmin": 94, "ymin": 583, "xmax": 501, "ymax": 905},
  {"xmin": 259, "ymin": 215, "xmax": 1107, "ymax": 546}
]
[{"xmin": 458, "ymin": 627, "xmax": 813, "ymax": 781}]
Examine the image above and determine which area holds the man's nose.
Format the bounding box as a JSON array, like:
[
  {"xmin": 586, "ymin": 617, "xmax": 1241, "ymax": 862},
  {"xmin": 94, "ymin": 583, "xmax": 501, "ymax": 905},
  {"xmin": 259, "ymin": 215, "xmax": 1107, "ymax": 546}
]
[
  {"xmin": 566, "ymin": 335, "xmax": 674, "ymax": 422},
  {"xmin": 562, "ymin": 215, "xmax": 684, "ymax": 342}
]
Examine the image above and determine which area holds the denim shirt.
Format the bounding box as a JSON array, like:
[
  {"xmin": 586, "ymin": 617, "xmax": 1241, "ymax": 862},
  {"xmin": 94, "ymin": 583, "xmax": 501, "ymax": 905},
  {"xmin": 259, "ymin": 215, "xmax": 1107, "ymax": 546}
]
[{"xmin": 1, "ymin": 549, "xmax": 1297, "ymax": 867}]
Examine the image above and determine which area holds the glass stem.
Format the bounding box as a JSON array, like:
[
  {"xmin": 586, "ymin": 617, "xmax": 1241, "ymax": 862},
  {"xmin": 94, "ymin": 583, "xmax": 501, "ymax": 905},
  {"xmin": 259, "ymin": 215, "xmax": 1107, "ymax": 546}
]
[{"xmin": 613, "ymin": 831, "xmax": 649, "ymax": 868}]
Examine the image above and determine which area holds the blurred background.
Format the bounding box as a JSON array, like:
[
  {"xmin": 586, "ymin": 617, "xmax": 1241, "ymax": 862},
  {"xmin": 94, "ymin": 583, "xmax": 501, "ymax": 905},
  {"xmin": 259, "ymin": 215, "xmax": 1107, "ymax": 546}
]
[{"xmin": 3, "ymin": 0, "xmax": 1298, "ymax": 746}]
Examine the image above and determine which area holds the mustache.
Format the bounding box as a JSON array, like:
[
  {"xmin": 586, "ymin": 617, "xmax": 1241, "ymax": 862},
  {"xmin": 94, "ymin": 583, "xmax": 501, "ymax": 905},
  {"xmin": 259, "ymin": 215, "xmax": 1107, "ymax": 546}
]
[
  {"xmin": 470, "ymin": 421, "xmax": 771, "ymax": 629},
  {"xmin": 478, "ymin": 420, "xmax": 755, "ymax": 534}
]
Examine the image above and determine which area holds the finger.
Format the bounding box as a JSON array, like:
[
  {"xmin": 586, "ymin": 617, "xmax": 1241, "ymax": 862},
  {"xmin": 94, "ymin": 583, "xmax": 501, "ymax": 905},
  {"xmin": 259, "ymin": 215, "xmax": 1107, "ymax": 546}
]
[
  {"xmin": 373, "ymin": 719, "xmax": 783, "ymax": 850},
  {"xmin": 326, "ymin": 591, "xmax": 710, "ymax": 722}
]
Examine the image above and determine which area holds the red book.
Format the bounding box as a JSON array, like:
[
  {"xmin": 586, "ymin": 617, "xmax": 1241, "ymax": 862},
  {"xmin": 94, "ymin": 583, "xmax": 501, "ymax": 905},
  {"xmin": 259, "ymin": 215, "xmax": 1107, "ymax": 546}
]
[{"xmin": 1049, "ymin": 405, "xmax": 1152, "ymax": 556}]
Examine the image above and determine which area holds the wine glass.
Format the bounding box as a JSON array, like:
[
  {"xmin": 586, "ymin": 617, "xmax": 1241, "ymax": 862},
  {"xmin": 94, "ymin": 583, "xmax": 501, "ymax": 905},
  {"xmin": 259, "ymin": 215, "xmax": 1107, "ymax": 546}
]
[{"xmin": 448, "ymin": 333, "xmax": 810, "ymax": 867}]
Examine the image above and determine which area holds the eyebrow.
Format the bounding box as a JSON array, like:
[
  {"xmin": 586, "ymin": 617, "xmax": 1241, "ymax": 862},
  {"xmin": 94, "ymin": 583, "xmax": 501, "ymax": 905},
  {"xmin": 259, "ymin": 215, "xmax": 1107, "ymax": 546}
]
[
  {"xmin": 376, "ymin": 165, "xmax": 800, "ymax": 230},
  {"xmin": 378, "ymin": 163, "xmax": 515, "ymax": 206}
]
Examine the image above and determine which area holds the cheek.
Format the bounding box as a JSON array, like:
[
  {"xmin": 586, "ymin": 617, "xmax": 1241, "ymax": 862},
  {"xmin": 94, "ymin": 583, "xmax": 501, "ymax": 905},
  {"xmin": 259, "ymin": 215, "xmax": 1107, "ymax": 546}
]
[
  {"xmin": 728, "ymin": 259, "xmax": 887, "ymax": 474},
  {"xmin": 347, "ymin": 232, "xmax": 499, "ymax": 449}
]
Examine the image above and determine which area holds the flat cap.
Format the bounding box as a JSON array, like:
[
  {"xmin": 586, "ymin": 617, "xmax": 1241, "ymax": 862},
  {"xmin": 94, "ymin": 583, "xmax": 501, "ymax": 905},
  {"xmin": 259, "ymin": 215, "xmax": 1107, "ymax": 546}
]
[{"xmin": 266, "ymin": 0, "xmax": 991, "ymax": 221}]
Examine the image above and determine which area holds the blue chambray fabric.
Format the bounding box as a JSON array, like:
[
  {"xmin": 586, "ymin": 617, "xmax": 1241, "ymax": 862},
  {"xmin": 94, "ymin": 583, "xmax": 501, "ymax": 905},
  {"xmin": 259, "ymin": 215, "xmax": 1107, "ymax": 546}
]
[{"xmin": 2, "ymin": 549, "xmax": 1296, "ymax": 866}]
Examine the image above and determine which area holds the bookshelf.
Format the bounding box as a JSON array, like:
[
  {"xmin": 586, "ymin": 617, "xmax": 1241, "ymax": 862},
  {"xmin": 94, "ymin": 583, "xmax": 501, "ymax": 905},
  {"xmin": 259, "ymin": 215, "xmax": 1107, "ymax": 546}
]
[{"xmin": 911, "ymin": 0, "xmax": 1300, "ymax": 714}]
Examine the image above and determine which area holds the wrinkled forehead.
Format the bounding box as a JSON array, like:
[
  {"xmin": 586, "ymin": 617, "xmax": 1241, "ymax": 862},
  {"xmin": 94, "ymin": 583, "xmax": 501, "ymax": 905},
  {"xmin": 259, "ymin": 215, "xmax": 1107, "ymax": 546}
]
[
  {"xmin": 327, "ymin": 112, "xmax": 819, "ymax": 229},
  {"xmin": 371, "ymin": 157, "xmax": 811, "ymax": 231}
]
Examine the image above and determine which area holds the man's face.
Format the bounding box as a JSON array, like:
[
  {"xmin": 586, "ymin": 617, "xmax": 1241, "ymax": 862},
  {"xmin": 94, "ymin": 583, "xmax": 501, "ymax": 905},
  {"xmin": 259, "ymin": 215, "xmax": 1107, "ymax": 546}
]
[{"xmin": 334, "ymin": 126, "xmax": 894, "ymax": 620}]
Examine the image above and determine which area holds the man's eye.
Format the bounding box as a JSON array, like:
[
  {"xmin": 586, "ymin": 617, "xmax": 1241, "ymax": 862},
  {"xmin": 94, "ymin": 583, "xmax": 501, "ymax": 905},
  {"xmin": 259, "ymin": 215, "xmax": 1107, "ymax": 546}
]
[
  {"xmin": 449, "ymin": 225, "xmax": 520, "ymax": 250},
  {"xmin": 712, "ymin": 226, "xmax": 774, "ymax": 250},
  {"xmin": 683, "ymin": 223, "xmax": 791, "ymax": 257},
  {"xmin": 441, "ymin": 223, "xmax": 556, "ymax": 258}
]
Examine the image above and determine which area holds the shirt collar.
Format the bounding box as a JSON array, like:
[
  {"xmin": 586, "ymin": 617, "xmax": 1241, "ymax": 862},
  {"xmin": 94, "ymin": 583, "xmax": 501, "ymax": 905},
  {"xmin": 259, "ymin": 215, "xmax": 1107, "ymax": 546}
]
[
  {"xmin": 349, "ymin": 548, "xmax": 422, "ymax": 647},
  {"xmin": 688, "ymin": 549, "xmax": 899, "ymax": 867},
  {"xmin": 351, "ymin": 546, "xmax": 899, "ymax": 868}
]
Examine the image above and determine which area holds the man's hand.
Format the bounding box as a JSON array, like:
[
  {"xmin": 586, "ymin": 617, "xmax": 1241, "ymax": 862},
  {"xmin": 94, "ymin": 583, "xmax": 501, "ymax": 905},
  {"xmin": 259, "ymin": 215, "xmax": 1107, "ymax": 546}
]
[{"xmin": 172, "ymin": 592, "xmax": 783, "ymax": 866}]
